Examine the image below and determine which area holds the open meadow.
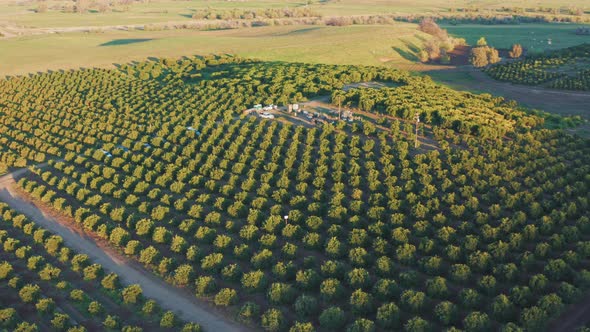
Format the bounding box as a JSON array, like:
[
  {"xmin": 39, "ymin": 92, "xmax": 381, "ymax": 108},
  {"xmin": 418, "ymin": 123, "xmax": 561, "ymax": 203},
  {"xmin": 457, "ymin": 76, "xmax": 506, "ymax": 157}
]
[
  {"xmin": 2, "ymin": 0, "xmax": 590, "ymax": 28},
  {"xmin": 443, "ymin": 23, "xmax": 590, "ymax": 53},
  {"xmin": 0, "ymin": 24, "xmax": 430, "ymax": 77}
]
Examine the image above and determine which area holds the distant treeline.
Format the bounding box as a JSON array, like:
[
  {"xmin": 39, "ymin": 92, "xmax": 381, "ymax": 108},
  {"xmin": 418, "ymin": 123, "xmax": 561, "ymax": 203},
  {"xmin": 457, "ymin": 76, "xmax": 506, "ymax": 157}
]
[
  {"xmin": 394, "ymin": 13, "xmax": 590, "ymax": 25},
  {"xmin": 143, "ymin": 14, "xmax": 400, "ymax": 31},
  {"xmin": 191, "ymin": 8, "xmax": 320, "ymax": 20},
  {"xmin": 186, "ymin": 6, "xmax": 589, "ymax": 24},
  {"xmin": 485, "ymin": 43, "xmax": 590, "ymax": 90},
  {"xmin": 458, "ymin": 6, "xmax": 586, "ymax": 16},
  {"xmin": 189, "ymin": 10, "xmax": 590, "ymax": 26},
  {"xmin": 138, "ymin": 12, "xmax": 589, "ymax": 33}
]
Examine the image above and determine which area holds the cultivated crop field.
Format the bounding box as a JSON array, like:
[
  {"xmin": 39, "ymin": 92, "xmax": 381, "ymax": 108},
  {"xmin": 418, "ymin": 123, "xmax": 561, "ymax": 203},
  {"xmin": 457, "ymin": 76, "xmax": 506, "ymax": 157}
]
[
  {"xmin": 0, "ymin": 201, "xmax": 202, "ymax": 331},
  {"xmin": 2, "ymin": 0, "xmax": 590, "ymax": 331},
  {"xmin": 485, "ymin": 43, "xmax": 590, "ymax": 90},
  {"xmin": 0, "ymin": 56, "xmax": 589, "ymax": 331}
]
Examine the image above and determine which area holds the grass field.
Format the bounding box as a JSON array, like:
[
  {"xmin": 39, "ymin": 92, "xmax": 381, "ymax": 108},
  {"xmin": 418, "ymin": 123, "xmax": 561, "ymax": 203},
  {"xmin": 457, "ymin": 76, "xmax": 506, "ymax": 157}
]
[
  {"xmin": 0, "ymin": 0, "xmax": 302, "ymax": 27},
  {"xmin": 444, "ymin": 23, "xmax": 590, "ymax": 53},
  {"xmin": 0, "ymin": 23, "xmax": 430, "ymax": 77},
  {"xmin": 422, "ymin": 69, "xmax": 482, "ymax": 91},
  {"xmin": 1, "ymin": 0, "xmax": 589, "ymax": 28},
  {"xmin": 2, "ymin": 20, "xmax": 589, "ymax": 79},
  {"xmin": 310, "ymin": 0, "xmax": 590, "ymax": 16}
]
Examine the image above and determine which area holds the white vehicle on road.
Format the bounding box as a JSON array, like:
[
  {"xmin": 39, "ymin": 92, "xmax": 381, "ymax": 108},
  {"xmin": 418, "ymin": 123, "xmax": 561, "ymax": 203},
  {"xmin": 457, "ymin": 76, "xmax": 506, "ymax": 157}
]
[{"xmin": 260, "ymin": 112, "xmax": 275, "ymax": 119}]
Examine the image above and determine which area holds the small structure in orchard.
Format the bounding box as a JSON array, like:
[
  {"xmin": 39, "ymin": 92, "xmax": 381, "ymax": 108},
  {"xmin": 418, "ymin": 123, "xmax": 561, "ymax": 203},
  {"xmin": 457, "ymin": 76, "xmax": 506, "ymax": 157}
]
[
  {"xmin": 100, "ymin": 149, "xmax": 112, "ymax": 158},
  {"xmin": 186, "ymin": 127, "xmax": 201, "ymax": 136}
]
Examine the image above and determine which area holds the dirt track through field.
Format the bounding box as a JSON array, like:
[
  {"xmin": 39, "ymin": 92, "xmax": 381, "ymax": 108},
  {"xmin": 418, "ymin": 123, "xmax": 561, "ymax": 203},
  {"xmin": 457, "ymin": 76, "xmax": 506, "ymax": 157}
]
[{"xmin": 0, "ymin": 167, "xmax": 247, "ymax": 332}]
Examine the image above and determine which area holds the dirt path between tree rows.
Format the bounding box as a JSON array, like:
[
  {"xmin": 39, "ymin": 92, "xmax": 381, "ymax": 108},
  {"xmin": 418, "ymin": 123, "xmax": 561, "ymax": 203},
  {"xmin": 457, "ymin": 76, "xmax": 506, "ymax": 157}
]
[
  {"xmin": 0, "ymin": 167, "xmax": 248, "ymax": 332},
  {"xmin": 548, "ymin": 299, "xmax": 590, "ymax": 332}
]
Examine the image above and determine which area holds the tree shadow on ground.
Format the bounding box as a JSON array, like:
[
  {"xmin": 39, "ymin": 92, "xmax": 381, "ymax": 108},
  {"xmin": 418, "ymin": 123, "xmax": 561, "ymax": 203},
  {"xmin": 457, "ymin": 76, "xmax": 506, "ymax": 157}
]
[
  {"xmin": 393, "ymin": 38, "xmax": 426, "ymax": 62},
  {"xmin": 402, "ymin": 38, "xmax": 422, "ymax": 54},
  {"xmin": 99, "ymin": 39, "xmax": 154, "ymax": 47},
  {"xmin": 278, "ymin": 27, "xmax": 322, "ymax": 36},
  {"xmin": 415, "ymin": 34, "xmax": 429, "ymax": 43},
  {"xmin": 393, "ymin": 46, "xmax": 419, "ymax": 62}
]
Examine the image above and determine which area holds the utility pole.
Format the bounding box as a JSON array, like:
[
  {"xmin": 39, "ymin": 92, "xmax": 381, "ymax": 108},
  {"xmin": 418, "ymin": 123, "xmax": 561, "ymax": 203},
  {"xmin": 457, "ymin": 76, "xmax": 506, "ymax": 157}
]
[{"xmin": 414, "ymin": 114, "xmax": 420, "ymax": 148}]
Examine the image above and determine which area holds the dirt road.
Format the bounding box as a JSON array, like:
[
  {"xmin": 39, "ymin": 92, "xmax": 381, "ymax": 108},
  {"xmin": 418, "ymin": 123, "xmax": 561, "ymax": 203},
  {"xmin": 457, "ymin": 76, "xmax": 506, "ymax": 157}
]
[
  {"xmin": 0, "ymin": 168, "xmax": 247, "ymax": 332},
  {"xmin": 425, "ymin": 67, "xmax": 590, "ymax": 118},
  {"xmin": 548, "ymin": 301, "xmax": 590, "ymax": 332}
]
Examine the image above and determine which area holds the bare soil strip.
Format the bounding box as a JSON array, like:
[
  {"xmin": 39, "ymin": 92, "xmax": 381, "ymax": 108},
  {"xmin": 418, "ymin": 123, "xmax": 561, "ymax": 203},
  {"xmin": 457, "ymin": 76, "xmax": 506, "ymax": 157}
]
[
  {"xmin": 428, "ymin": 67, "xmax": 590, "ymax": 118},
  {"xmin": 548, "ymin": 300, "xmax": 590, "ymax": 332},
  {"xmin": 0, "ymin": 168, "xmax": 248, "ymax": 332}
]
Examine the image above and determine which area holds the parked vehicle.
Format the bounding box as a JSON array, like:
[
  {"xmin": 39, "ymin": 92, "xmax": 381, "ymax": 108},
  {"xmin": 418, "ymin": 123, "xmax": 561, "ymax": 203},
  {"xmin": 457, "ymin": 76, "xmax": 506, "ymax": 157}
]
[{"xmin": 260, "ymin": 112, "xmax": 275, "ymax": 119}]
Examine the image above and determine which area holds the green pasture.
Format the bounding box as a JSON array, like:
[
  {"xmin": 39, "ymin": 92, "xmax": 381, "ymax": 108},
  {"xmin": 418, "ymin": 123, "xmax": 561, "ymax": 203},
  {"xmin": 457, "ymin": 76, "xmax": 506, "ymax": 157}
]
[
  {"xmin": 0, "ymin": 0, "xmax": 304, "ymax": 28},
  {"xmin": 2, "ymin": 0, "xmax": 589, "ymax": 28},
  {"xmin": 444, "ymin": 23, "xmax": 590, "ymax": 53},
  {"xmin": 0, "ymin": 24, "xmax": 429, "ymax": 77},
  {"xmin": 310, "ymin": 0, "xmax": 590, "ymax": 16}
]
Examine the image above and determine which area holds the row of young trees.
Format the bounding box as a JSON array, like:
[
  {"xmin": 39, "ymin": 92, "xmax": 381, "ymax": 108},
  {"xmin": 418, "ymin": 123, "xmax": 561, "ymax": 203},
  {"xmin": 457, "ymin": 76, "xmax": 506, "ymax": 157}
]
[
  {"xmin": 548, "ymin": 68, "xmax": 590, "ymax": 91},
  {"xmin": 0, "ymin": 202, "xmax": 201, "ymax": 331},
  {"xmin": 485, "ymin": 43, "xmax": 590, "ymax": 89},
  {"xmin": 0, "ymin": 56, "xmax": 589, "ymax": 331}
]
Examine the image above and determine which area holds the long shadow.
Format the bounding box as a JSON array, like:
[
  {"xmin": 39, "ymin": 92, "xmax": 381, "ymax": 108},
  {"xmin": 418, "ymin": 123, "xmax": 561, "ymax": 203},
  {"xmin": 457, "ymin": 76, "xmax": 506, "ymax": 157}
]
[
  {"xmin": 99, "ymin": 38, "xmax": 154, "ymax": 47},
  {"xmin": 393, "ymin": 46, "xmax": 419, "ymax": 62},
  {"xmin": 415, "ymin": 34, "xmax": 429, "ymax": 43},
  {"xmin": 278, "ymin": 27, "xmax": 322, "ymax": 36},
  {"xmin": 401, "ymin": 38, "xmax": 422, "ymax": 55}
]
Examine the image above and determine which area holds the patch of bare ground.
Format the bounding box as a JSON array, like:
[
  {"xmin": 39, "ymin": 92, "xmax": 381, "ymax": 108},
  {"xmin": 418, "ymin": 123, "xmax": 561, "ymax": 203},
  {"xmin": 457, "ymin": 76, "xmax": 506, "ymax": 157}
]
[
  {"xmin": 445, "ymin": 45, "xmax": 471, "ymax": 66},
  {"xmin": 248, "ymin": 84, "xmax": 440, "ymax": 152},
  {"xmin": 548, "ymin": 297, "xmax": 590, "ymax": 332}
]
